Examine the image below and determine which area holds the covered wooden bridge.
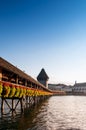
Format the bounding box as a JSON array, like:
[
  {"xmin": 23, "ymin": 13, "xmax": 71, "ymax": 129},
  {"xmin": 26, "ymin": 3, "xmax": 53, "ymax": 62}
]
[{"xmin": 0, "ymin": 57, "xmax": 53, "ymax": 114}]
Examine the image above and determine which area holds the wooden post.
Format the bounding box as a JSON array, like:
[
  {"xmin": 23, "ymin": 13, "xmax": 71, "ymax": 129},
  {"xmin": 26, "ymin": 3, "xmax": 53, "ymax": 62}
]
[
  {"xmin": 33, "ymin": 96, "xmax": 36, "ymax": 106},
  {"xmin": 0, "ymin": 68, "xmax": 2, "ymax": 81},
  {"xmin": 26, "ymin": 96, "xmax": 28, "ymax": 108},
  {"xmin": 25, "ymin": 80, "xmax": 28, "ymax": 108},
  {"xmin": 25, "ymin": 80, "xmax": 27, "ymax": 86},
  {"xmin": 12, "ymin": 99, "xmax": 15, "ymax": 111},
  {"xmin": 1, "ymin": 98, "xmax": 4, "ymax": 113},
  {"xmin": 20, "ymin": 98, "xmax": 24, "ymax": 112},
  {"xmin": 16, "ymin": 75, "xmax": 18, "ymax": 84},
  {"xmin": 29, "ymin": 96, "xmax": 31, "ymax": 107},
  {"xmin": 12, "ymin": 75, "xmax": 19, "ymax": 111}
]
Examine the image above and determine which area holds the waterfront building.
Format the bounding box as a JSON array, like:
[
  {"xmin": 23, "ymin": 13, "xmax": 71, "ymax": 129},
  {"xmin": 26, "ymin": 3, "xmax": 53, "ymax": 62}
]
[
  {"xmin": 48, "ymin": 84, "xmax": 72, "ymax": 94},
  {"xmin": 73, "ymin": 82, "xmax": 86, "ymax": 95},
  {"xmin": 62, "ymin": 85, "xmax": 73, "ymax": 94},
  {"xmin": 48, "ymin": 82, "xmax": 86, "ymax": 95},
  {"xmin": 37, "ymin": 68, "xmax": 49, "ymax": 88},
  {"xmin": 48, "ymin": 84, "xmax": 64, "ymax": 90}
]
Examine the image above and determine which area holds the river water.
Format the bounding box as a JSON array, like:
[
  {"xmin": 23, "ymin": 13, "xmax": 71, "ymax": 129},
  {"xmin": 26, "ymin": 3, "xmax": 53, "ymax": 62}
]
[{"xmin": 0, "ymin": 96, "xmax": 86, "ymax": 130}]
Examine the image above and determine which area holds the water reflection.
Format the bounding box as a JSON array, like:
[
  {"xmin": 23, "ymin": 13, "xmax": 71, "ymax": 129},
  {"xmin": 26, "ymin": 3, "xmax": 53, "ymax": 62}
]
[{"xmin": 0, "ymin": 96, "xmax": 86, "ymax": 130}]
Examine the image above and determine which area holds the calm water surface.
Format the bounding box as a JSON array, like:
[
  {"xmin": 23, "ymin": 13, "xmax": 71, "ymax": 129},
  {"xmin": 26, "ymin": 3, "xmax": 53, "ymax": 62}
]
[{"xmin": 0, "ymin": 96, "xmax": 86, "ymax": 130}]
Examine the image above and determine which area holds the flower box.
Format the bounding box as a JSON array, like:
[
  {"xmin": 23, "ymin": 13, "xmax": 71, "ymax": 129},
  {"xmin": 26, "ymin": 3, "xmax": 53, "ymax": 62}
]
[
  {"xmin": 3, "ymin": 83, "xmax": 10, "ymax": 97},
  {"xmin": 14, "ymin": 86, "xmax": 20, "ymax": 98},
  {"xmin": 9, "ymin": 84, "xmax": 16, "ymax": 98},
  {"xmin": 19, "ymin": 86, "xmax": 24, "ymax": 98}
]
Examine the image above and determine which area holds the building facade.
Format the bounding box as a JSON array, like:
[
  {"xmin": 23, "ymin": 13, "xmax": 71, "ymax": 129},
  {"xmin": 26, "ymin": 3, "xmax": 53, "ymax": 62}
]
[
  {"xmin": 48, "ymin": 83, "xmax": 72, "ymax": 94},
  {"xmin": 73, "ymin": 82, "xmax": 86, "ymax": 95}
]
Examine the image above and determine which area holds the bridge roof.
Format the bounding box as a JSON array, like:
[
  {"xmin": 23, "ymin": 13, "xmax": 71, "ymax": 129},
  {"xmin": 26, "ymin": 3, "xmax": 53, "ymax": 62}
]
[{"xmin": 0, "ymin": 57, "xmax": 51, "ymax": 92}]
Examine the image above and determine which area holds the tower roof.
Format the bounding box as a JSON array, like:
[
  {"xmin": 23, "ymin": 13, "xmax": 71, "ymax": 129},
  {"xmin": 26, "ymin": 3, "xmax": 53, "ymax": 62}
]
[{"xmin": 37, "ymin": 68, "xmax": 49, "ymax": 80}]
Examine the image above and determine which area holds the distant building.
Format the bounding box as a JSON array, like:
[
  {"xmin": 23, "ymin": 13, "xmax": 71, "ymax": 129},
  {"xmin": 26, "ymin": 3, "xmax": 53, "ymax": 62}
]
[
  {"xmin": 48, "ymin": 83, "xmax": 73, "ymax": 94},
  {"xmin": 37, "ymin": 68, "xmax": 49, "ymax": 88},
  {"xmin": 48, "ymin": 84, "xmax": 64, "ymax": 90},
  {"xmin": 49, "ymin": 82, "xmax": 86, "ymax": 95},
  {"xmin": 62, "ymin": 85, "xmax": 73, "ymax": 94},
  {"xmin": 73, "ymin": 82, "xmax": 86, "ymax": 95}
]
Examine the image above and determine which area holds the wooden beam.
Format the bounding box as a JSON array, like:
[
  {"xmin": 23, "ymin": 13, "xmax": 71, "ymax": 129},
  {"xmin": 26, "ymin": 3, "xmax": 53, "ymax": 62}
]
[
  {"xmin": 16, "ymin": 75, "xmax": 18, "ymax": 84},
  {"xmin": 14, "ymin": 100, "xmax": 20, "ymax": 110},
  {"xmin": 1, "ymin": 98, "xmax": 4, "ymax": 112},
  {"xmin": 0, "ymin": 68, "xmax": 2, "ymax": 81},
  {"xmin": 5, "ymin": 99, "xmax": 12, "ymax": 110}
]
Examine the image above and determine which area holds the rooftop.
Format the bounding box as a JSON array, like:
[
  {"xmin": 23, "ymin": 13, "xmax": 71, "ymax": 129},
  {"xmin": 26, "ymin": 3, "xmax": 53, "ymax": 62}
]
[{"xmin": 37, "ymin": 68, "xmax": 49, "ymax": 81}]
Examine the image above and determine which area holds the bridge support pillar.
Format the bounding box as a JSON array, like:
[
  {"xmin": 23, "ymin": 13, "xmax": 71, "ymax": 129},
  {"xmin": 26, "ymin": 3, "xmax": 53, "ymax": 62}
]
[
  {"xmin": 1, "ymin": 98, "xmax": 4, "ymax": 114},
  {"xmin": 20, "ymin": 98, "xmax": 24, "ymax": 112}
]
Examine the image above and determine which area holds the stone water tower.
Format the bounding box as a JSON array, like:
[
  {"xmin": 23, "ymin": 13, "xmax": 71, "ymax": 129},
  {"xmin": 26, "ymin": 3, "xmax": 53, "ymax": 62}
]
[{"xmin": 37, "ymin": 68, "xmax": 49, "ymax": 88}]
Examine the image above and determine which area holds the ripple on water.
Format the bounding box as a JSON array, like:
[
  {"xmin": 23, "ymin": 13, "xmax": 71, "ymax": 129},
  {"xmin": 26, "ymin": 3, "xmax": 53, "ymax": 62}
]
[
  {"xmin": 30, "ymin": 96, "xmax": 86, "ymax": 130},
  {"xmin": 1, "ymin": 96, "xmax": 86, "ymax": 130}
]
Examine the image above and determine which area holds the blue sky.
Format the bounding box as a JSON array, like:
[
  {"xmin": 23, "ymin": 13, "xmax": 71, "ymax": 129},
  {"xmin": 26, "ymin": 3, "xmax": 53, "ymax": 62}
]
[{"xmin": 0, "ymin": 0, "xmax": 86, "ymax": 85}]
